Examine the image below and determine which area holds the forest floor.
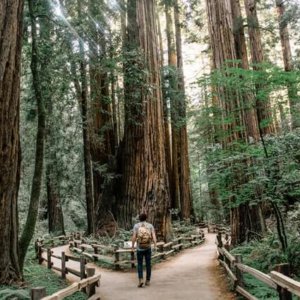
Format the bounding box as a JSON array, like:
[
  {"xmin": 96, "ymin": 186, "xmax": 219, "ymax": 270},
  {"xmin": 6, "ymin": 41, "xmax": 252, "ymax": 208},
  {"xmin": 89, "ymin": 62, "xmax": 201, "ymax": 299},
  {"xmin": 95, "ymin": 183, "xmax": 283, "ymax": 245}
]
[{"xmin": 50, "ymin": 232, "xmax": 236, "ymax": 300}]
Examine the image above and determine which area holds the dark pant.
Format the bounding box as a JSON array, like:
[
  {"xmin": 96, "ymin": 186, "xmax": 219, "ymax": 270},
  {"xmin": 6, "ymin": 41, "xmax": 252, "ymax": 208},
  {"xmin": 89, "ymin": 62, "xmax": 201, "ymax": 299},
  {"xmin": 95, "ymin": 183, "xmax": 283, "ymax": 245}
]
[{"xmin": 137, "ymin": 248, "xmax": 152, "ymax": 281}]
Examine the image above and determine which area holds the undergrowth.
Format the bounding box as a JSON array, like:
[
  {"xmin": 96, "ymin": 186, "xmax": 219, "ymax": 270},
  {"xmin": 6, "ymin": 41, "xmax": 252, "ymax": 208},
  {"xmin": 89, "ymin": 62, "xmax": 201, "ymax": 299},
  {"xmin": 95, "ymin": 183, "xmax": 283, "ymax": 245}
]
[
  {"xmin": 231, "ymin": 233, "xmax": 300, "ymax": 299},
  {"xmin": 0, "ymin": 248, "xmax": 87, "ymax": 300}
]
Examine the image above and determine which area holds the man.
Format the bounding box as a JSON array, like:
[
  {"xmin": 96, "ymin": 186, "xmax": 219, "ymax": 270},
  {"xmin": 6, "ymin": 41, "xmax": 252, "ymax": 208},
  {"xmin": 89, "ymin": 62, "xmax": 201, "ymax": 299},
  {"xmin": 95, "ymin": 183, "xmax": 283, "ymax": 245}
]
[{"xmin": 132, "ymin": 213, "xmax": 157, "ymax": 287}]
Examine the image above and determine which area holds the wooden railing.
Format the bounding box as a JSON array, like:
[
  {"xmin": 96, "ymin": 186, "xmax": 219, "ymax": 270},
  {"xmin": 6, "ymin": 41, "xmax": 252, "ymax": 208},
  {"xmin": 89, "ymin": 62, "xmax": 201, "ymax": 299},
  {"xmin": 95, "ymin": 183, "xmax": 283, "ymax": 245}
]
[
  {"xmin": 36, "ymin": 245, "xmax": 87, "ymax": 280},
  {"xmin": 216, "ymin": 232, "xmax": 300, "ymax": 300},
  {"xmin": 30, "ymin": 268, "xmax": 100, "ymax": 300},
  {"xmin": 69, "ymin": 231, "xmax": 205, "ymax": 269}
]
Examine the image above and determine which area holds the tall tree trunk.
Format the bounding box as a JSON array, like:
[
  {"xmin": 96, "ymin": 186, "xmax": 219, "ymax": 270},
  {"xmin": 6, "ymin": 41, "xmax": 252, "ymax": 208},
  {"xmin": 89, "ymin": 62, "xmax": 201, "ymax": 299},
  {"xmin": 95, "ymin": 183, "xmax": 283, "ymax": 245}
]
[
  {"xmin": 165, "ymin": 2, "xmax": 180, "ymax": 212},
  {"xmin": 231, "ymin": 0, "xmax": 260, "ymax": 142},
  {"xmin": 46, "ymin": 168, "xmax": 65, "ymax": 235},
  {"xmin": 206, "ymin": 0, "xmax": 264, "ymax": 245},
  {"xmin": 77, "ymin": 0, "xmax": 95, "ymax": 235},
  {"xmin": 174, "ymin": 0, "xmax": 193, "ymax": 219},
  {"xmin": 244, "ymin": 0, "xmax": 275, "ymax": 135},
  {"xmin": 158, "ymin": 6, "xmax": 172, "ymax": 216},
  {"xmin": 88, "ymin": 0, "xmax": 116, "ymax": 235},
  {"xmin": 39, "ymin": 0, "xmax": 65, "ymax": 235},
  {"xmin": 276, "ymin": 0, "xmax": 300, "ymax": 129},
  {"xmin": 19, "ymin": 0, "xmax": 46, "ymax": 268},
  {"xmin": 0, "ymin": 0, "xmax": 23, "ymax": 284},
  {"xmin": 231, "ymin": 0, "xmax": 266, "ymax": 236},
  {"xmin": 119, "ymin": 0, "xmax": 171, "ymax": 240}
]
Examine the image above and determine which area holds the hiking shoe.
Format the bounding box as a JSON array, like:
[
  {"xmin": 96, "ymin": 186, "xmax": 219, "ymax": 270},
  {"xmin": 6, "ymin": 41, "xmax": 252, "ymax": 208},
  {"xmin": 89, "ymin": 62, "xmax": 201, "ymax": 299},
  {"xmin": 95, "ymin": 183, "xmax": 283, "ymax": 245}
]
[
  {"xmin": 138, "ymin": 280, "xmax": 144, "ymax": 288},
  {"xmin": 145, "ymin": 280, "xmax": 150, "ymax": 286}
]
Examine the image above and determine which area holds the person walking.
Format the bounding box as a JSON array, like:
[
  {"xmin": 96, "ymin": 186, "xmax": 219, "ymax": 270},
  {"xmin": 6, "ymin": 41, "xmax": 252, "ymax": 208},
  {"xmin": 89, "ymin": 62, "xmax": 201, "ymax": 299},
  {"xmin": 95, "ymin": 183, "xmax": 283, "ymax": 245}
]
[{"xmin": 131, "ymin": 213, "xmax": 157, "ymax": 287}]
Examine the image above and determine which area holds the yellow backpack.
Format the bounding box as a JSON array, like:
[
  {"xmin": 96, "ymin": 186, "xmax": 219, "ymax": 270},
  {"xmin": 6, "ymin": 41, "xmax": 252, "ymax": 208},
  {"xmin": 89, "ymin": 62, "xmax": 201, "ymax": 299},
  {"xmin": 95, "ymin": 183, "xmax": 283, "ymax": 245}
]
[{"xmin": 137, "ymin": 223, "xmax": 152, "ymax": 249}]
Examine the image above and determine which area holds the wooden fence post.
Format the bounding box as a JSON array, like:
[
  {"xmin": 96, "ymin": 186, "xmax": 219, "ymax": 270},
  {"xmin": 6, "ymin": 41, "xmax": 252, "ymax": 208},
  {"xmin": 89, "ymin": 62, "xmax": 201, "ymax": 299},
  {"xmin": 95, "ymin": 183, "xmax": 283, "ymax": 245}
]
[
  {"xmin": 114, "ymin": 246, "xmax": 120, "ymax": 270},
  {"xmin": 35, "ymin": 240, "xmax": 39, "ymax": 259},
  {"xmin": 274, "ymin": 263, "xmax": 292, "ymax": 300},
  {"xmin": 217, "ymin": 232, "xmax": 223, "ymax": 247},
  {"xmin": 216, "ymin": 233, "xmax": 223, "ymax": 261},
  {"xmin": 47, "ymin": 249, "xmax": 52, "ymax": 269},
  {"xmin": 235, "ymin": 255, "xmax": 244, "ymax": 288},
  {"xmin": 38, "ymin": 245, "xmax": 43, "ymax": 265},
  {"xmin": 61, "ymin": 252, "xmax": 66, "ymax": 279},
  {"xmin": 86, "ymin": 267, "xmax": 96, "ymax": 296},
  {"xmin": 93, "ymin": 245, "xmax": 98, "ymax": 254},
  {"xmin": 31, "ymin": 287, "xmax": 46, "ymax": 300},
  {"xmin": 80, "ymin": 256, "xmax": 86, "ymax": 279}
]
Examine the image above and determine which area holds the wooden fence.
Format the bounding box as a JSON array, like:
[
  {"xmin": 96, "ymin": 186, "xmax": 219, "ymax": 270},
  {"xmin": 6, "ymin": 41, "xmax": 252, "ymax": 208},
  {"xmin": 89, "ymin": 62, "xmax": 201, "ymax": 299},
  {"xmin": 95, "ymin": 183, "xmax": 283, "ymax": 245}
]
[
  {"xmin": 31, "ymin": 268, "xmax": 100, "ymax": 300},
  {"xmin": 216, "ymin": 232, "xmax": 300, "ymax": 300},
  {"xmin": 36, "ymin": 245, "xmax": 87, "ymax": 280},
  {"xmin": 68, "ymin": 231, "xmax": 205, "ymax": 269}
]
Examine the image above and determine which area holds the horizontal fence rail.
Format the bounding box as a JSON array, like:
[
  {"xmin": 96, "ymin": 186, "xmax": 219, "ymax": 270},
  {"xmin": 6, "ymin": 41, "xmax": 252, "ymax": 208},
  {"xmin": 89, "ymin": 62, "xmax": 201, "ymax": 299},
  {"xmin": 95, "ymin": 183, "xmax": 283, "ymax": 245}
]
[
  {"xmin": 216, "ymin": 232, "xmax": 300, "ymax": 300},
  {"xmin": 31, "ymin": 271, "xmax": 100, "ymax": 300}
]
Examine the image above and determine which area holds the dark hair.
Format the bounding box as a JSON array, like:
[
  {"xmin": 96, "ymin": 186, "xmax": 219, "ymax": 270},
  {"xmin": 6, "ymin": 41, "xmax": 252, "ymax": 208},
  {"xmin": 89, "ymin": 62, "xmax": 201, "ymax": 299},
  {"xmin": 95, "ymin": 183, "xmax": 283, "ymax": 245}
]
[{"xmin": 139, "ymin": 213, "xmax": 147, "ymax": 222}]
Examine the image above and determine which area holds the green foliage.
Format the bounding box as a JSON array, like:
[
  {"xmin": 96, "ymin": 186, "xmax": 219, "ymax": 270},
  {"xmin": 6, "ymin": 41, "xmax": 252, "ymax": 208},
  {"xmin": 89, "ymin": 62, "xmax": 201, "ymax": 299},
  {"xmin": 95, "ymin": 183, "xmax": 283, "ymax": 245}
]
[
  {"xmin": 190, "ymin": 61, "xmax": 300, "ymax": 224},
  {"xmin": 0, "ymin": 260, "xmax": 87, "ymax": 300},
  {"xmin": 0, "ymin": 288, "xmax": 30, "ymax": 300},
  {"xmin": 230, "ymin": 232, "xmax": 300, "ymax": 298}
]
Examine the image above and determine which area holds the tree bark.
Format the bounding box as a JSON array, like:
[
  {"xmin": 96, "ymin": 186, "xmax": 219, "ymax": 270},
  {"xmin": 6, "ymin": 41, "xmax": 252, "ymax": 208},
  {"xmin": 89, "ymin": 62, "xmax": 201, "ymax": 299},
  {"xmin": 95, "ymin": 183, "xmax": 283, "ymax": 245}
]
[
  {"xmin": 231, "ymin": 0, "xmax": 260, "ymax": 142},
  {"xmin": 0, "ymin": 0, "xmax": 23, "ymax": 284},
  {"xmin": 77, "ymin": 0, "xmax": 95, "ymax": 235},
  {"xmin": 88, "ymin": 0, "xmax": 116, "ymax": 235},
  {"xmin": 165, "ymin": 2, "xmax": 180, "ymax": 212},
  {"xmin": 39, "ymin": 0, "xmax": 65, "ymax": 235},
  {"xmin": 244, "ymin": 0, "xmax": 275, "ymax": 135},
  {"xmin": 174, "ymin": 0, "xmax": 193, "ymax": 219},
  {"xmin": 19, "ymin": 0, "xmax": 47, "ymax": 268},
  {"xmin": 206, "ymin": 0, "xmax": 265, "ymax": 245},
  {"xmin": 120, "ymin": 0, "xmax": 171, "ymax": 240},
  {"xmin": 276, "ymin": 0, "xmax": 300, "ymax": 129}
]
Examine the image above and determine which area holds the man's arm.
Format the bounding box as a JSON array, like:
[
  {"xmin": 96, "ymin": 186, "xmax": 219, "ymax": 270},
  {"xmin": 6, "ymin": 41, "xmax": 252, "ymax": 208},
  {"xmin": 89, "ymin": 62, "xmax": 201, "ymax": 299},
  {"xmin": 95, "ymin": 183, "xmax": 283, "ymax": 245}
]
[
  {"xmin": 152, "ymin": 227, "xmax": 157, "ymax": 248},
  {"xmin": 131, "ymin": 230, "xmax": 137, "ymax": 251}
]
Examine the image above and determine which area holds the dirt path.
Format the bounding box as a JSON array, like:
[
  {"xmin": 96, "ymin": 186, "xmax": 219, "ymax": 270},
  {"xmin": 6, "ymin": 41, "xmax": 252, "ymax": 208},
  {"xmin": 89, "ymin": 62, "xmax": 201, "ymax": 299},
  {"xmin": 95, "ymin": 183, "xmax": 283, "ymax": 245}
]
[{"xmin": 50, "ymin": 233, "xmax": 236, "ymax": 300}]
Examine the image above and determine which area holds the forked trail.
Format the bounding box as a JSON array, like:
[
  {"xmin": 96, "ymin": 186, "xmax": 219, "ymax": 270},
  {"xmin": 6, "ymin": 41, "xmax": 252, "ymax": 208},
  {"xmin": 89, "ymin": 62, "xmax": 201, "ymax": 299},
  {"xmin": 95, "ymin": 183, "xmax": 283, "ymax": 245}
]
[{"xmin": 51, "ymin": 232, "xmax": 236, "ymax": 300}]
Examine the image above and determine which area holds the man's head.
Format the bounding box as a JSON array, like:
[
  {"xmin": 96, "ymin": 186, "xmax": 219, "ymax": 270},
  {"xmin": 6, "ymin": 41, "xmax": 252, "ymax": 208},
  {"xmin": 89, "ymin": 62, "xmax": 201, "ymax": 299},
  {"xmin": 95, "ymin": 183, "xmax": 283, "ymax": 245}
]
[{"xmin": 139, "ymin": 213, "xmax": 147, "ymax": 222}]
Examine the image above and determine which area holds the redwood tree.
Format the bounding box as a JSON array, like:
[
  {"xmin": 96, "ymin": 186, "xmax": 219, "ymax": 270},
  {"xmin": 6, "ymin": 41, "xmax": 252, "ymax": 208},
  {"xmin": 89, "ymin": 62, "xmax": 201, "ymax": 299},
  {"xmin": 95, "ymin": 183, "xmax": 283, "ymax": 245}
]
[
  {"xmin": 88, "ymin": 0, "xmax": 116, "ymax": 234},
  {"xmin": 0, "ymin": 0, "xmax": 23, "ymax": 283},
  {"xmin": 206, "ymin": 0, "xmax": 265, "ymax": 245},
  {"xmin": 275, "ymin": 0, "xmax": 300, "ymax": 129},
  {"xmin": 244, "ymin": 0, "xmax": 275, "ymax": 135},
  {"xmin": 174, "ymin": 0, "xmax": 193, "ymax": 219},
  {"xmin": 119, "ymin": 0, "xmax": 171, "ymax": 240}
]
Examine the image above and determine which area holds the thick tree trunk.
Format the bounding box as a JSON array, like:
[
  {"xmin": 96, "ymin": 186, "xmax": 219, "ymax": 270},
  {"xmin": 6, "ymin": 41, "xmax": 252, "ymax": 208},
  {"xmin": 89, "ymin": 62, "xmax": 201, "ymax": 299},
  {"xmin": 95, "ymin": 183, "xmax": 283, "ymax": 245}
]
[
  {"xmin": 39, "ymin": 0, "xmax": 65, "ymax": 235},
  {"xmin": 244, "ymin": 0, "xmax": 275, "ymax": 135},
  {"xmin": 120, "ymin": 0, "xmax": 171, "ymax": 240},
  {"xmin": 88, "ymin": 0, "xmax": 116, "ymax": 235},
  {"xmin": 174, "ymin": 0, "xmax": 193, "ymax": 219},
  {"xmin": 231, "ymin": 0, "xmax": 260, "ymax": 142},
  {"xmin": 0, "ymin": 0, "xmax": 23, "ymax": 284},
  {"xmin": 19, "ymin": 0, "xmax": 46, "ymax": 268},
  {"xmin": 165, "ymin": 3, "xmax": 180, "ymax": 212},
  {"xmin": 158, "ymin": 7, "xmax": 172, "ymax": 216},
  {"xmin": 276, "ymin": 0, "xmax": 300, "ymax": 129},
  {"xmin": 206, "ymin": 0, "xmax": 265, "ymax": 245},
  {"xmin": 77, "ymin": 0, "xmax": 95, "ymax": 235},
  {"xmin": 46, "ymin": 169, "xmax": 65, "ymax": 235}
]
